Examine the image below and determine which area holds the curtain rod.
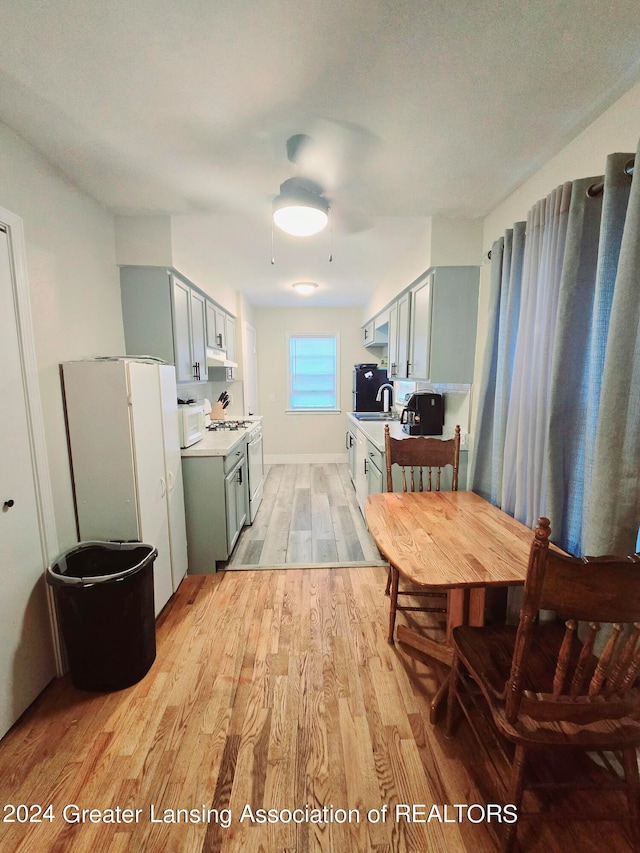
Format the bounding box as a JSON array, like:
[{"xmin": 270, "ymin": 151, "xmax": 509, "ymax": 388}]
[
  {"xmin": 587, "ymin": 156, "xmax": 635, "ymax": 198},
  {"xmin": 486, "ymin": 156, "xmax": 635, "ymax": 259}
]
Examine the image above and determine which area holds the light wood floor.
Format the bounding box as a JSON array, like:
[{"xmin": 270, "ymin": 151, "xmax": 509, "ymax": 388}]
[
  {"xmin": 227, "ymin": 463, "xmax": 386, "ymax": 569},
  {"xmin": 0, "ymin": 568, "xmax": 634, "ymax": 852}
]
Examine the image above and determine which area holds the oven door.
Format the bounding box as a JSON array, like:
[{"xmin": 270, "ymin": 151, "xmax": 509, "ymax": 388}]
[{"xmin": 247, "ymin": 426, "xmax": 264, "ymax": 522}]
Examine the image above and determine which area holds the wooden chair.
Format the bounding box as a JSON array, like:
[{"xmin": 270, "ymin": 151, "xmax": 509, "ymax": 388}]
[
  {"xmin": 445, "ymin": 516, "xmax": 640, "ymax": 852},
  {"xmin": 384, "ymin": 423, "xmax": 460, "ymax": 644}
]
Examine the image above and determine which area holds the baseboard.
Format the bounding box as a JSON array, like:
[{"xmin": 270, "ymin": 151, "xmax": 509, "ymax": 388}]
[{"xmin": 264, "ymin": 453, "xmax": 349, "ymax": 465}]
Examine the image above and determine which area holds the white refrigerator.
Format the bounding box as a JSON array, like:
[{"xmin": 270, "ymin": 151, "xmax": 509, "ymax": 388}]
[{"xmin": 61, "ymin": 359, "xmax": 188, "ymax": 615}]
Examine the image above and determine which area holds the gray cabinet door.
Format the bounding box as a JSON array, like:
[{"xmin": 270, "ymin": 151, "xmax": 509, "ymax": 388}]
[
  {"xmin": 224, "ymin": 455, "xmax": 247, "ymax": 553},
  {"xmin": 225, "ymin": 315, "xmax": 236, "ymax": 362},
  {"xmin": 408, "ymin": 273, "xmax": 433, "ymax": 380},
  {"xmin": 347, "ymin": 430, "xmax": 357, "ymax": 483},
  {"xmin": 172, "ymin": 276, "xmax": 193, "ymax": 383},
  {"xmin": 190, "ymin": 289, "xmax": 207, "ymax": 380},
  {"xmin": 396, "ymin": 292, "xmax": 411, "ymax": 379},
  {"xmin": 206, "ymin": 300, "xmax": 217, "ymax": 349}
]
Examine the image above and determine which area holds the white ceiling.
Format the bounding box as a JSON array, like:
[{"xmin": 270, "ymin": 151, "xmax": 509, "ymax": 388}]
[{"xmin": 2, "ymin": 0, "xmax": 640, "ymax": 306}]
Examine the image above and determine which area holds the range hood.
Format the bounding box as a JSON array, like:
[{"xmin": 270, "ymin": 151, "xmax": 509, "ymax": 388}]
[{"xmin": 206, "ymin": 346, "xmax": 238, "ymax": 369}]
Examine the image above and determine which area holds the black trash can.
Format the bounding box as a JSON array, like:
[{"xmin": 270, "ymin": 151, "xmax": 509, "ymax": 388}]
[{"xmin": 46, "ymin": 541, "xmax": 158, "ymax": 692}]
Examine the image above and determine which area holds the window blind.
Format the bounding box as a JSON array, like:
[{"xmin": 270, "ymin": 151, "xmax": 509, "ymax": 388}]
[{"xmin": 289, "ymin": 335, "xmax": 338, "ymax": 410}]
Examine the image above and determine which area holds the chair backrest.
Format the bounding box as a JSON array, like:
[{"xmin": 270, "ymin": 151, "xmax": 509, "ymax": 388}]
[
  {"xmin": 506, "ymin": 517, "xmax": 640, "ymax": 724},
  {"xmin": 384, "ymin": 424, "xmax": 460, "ymax": 493}
]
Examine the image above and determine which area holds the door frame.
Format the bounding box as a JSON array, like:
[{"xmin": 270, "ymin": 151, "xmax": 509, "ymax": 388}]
[{"xmin": 1, "ymin": 204, "xmax": 63, "ymax": 673}]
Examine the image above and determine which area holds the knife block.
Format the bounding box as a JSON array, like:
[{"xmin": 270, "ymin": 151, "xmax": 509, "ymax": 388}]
[{"xmin": 211, "ymin": 401, "xmax": 226, "ymax": 419}]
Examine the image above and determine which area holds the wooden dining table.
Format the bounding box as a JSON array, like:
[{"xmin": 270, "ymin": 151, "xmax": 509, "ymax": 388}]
[{"xmin": 365, "ymin": 490, "xmax": 537, "ymax": 719}]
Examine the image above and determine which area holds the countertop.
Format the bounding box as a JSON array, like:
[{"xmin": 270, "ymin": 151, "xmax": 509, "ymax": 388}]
[
  {"xmin": 181, "ymin": 416, "xmax": 261, "ymax": 458},
  {"xmin": 346, "ymin": 413, "xmax": 467, "ymax": 453}
]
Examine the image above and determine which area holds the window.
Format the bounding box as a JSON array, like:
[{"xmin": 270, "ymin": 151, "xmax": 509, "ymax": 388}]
[{"xmin": 287, "ymin": 333, "xmax": 339, "ymax": 412}]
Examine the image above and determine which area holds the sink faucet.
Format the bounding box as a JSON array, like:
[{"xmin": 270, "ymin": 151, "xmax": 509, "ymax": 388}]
[{"xmin": 376, "ymin": 383, "xmax": 394, "ymax": 413}]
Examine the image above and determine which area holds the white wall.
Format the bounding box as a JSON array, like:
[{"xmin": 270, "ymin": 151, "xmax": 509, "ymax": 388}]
[
  {"xmin": 114, "ymin": 214, "xmax": 173, "ymax": 266},
  {"xmin": 0, "ymin": 121, "xmax": 124, "ymax": 550},
  {"xmin": 363, "ymin": 219, "xmax": 432, "ymax": 321},
  {"xmin": 170, "ymin": 215, "xmax": 238, "ymax": 315},
  {"xmin": 114, "ymin": 212, "xmax": 238, "ymax": 315},
  {"xmin": 363, "ymin": 216, "xmax": 483, "ymax": 322},
  {"xmin": 254, "ymin": 305, "xmax": 371, "ymax": 461}
]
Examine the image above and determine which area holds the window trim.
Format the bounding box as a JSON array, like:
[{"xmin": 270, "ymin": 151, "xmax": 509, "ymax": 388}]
[{"xmin": 286, "ymin": 331, "xmax": 341, "ymax": 413}]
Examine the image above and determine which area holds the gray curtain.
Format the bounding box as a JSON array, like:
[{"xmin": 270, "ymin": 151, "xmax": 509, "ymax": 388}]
[
  {"xmin": 585, "ymin": 142, "xmax": 640, "ymax": 555},
  {"xmin": 469, "ymin": 222, "xmax": 524, "ymax": 505},
  {"xmin": 472, "ymin": 144, "xmax": 637, "ymax": 557}
]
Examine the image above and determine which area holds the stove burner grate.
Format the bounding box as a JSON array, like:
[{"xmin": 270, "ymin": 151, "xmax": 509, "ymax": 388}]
[{"xmin": 206, "ymin": 419, "xmax": 252, "ymax": 432}]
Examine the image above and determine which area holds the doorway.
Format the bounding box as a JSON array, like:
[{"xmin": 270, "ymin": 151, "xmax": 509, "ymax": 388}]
[{"xmin": 0, "ymin": 209, "xmax": 60, "ymax": 738}]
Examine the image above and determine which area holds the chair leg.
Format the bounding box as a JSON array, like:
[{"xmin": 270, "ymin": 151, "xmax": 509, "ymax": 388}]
[
  {"xmin": 621, "ymin": 746, "xmax": 640, "ymax": 847},
  {"xmin": 385, "ymin": 565, "xmax": 392, "ymax": 596},
  {"xmin": 388, "ymin": 566, "xmax": 399, "ymax": 644},
  {"xmin": 445, "ymin": 653, "xmax": 461, "ymax": 738},
  {"xmin": 502, "ymin": 744, "xmax": 527, "ymax": 853}
]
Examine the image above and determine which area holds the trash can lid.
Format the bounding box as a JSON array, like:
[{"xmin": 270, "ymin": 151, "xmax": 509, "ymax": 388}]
[{"xmin": 46, "ymin": 541, "xmax": 158, "ymax": 587}]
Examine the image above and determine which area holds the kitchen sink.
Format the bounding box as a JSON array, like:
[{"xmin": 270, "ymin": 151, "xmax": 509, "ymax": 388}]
[{"xmin": 352, "ymin": 412, "xmax": 397, "ymax": 421}]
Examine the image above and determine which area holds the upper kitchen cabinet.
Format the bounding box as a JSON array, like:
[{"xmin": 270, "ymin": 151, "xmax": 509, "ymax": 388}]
[
  {"xmin": 120, "ymin": 265, "xmax": 234, "ymax": 384},
  {"xmin": 206, "ymin": 300, "xmax": 236, "ymax": 363},
  {"xmin": 206, "ymin": 301, "xmax": 226, "ymax": 351},
  {"xmin": 407, "ymin": 266, "xmax": 479, "ymax": 383},
  {"xmin": 362, "ymin": 311, "xmax": 389, "ymax": 348},
  {"xmin": 173, "ymin": 277, "xmax": 207, "ymax": 383},
  {"xmin": 387, "ymin": 291, "xmax": 411, "ymax": 379}
]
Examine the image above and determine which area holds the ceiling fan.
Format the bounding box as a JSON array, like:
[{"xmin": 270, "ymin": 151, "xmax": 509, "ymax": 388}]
[{"xmin": 272, "ymin": 127, "xmax": 375, "ymax": 237}]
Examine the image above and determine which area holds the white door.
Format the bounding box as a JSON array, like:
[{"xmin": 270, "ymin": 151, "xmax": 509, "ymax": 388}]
[
  {"xmin": 0, "ymin": 227, "xmax": 56, "ymax": 738},
  {"xmin": 158, "ymin": 365, "xmax": 188, "ymax": 590},
  {"xmin": 127, "ymin": 362, "xmax": 173, "ymax": 615},
  {"xmin": 244, "ymin": 322, "xmax": 259, "ymax": 416}
]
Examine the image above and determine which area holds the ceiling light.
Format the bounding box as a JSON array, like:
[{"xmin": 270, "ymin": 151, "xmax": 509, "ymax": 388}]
[
  {"xmin": 291, "ymin": 282, "xmax": 318, "ymax": 296},
  {"xmin": 273, "ymin": 178, "xmax": 329, "ymax": 237}
]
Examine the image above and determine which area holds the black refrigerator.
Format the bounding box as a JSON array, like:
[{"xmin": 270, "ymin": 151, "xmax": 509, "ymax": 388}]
[{"xmin": 353, "ymin": 364, "xmax": 388, "ymax": 411}]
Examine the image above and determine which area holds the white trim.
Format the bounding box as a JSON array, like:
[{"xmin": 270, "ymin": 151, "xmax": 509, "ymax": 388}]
[
  {"xmin": 1, "ymin": 205, "xmax": 64, "ymax": 674},
  {"xmin": 265, "ymin": 453, "xmax": 349, "ymax": 465},
  {"xmin": 285, "ymin": 409, "xmax": 342, "ymax": 415}
]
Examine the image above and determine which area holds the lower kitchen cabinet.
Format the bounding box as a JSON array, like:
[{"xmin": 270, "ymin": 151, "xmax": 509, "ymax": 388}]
[
  {"xmin": 346, "ymin": 429, "xmax": 357, "ymax": 484},
  {"xmin": 181, "ymin": 443, "xmax": 249, "ymax": 572},
  {"xmin": 366, "ymin": 440, "xmax": 384, "ymax": 495},
  {"xmin": 224, "ymin": 449, "xmax": 248, "ymax": 553}
]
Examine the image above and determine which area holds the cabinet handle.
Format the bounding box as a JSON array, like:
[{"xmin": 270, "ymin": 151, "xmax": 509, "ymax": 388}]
[
  {"xmin": 168, "ymin": 471, "xmax": 175, "ymax": 491},
  {"xmin": 364, "ymin": 458, "xmax": 369, "ymax": 474},
  {"xmin": 160, "ymin": 477, "xmax": 166, "ymax": 498},
  {"xmin": 217, "ymin": 333, "xmax": 223, "ymax": 348},
  {"xmin": 390, "ymin": 362, "xmax": 397, "ymax": 376},
  {"xmin": 238, "ymin": 468, "xmax": 243, "ymax": 485}
]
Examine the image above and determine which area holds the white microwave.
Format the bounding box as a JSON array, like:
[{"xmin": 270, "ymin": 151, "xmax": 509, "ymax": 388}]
[{"xmin": 177, "ymin": 403, "xmax": 205, "ymax": 448}]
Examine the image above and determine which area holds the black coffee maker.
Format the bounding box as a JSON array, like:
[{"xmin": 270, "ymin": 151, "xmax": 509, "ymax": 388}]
[{"xmin": 400, "ymin": 392, "xmax": 444, "ymax": 435}]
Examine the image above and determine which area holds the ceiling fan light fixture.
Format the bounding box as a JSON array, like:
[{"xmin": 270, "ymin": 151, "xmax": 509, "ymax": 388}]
[
  {"xmin": 291, "ymin": 281, "xmax": 319, "ymax": 296},
  {"xmin": 273, "ymin": 178, "xmax": 329, "ymax": 237}
]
